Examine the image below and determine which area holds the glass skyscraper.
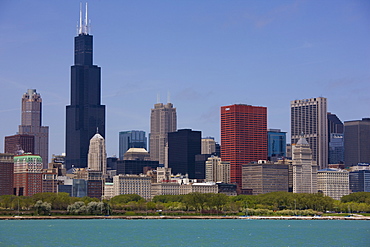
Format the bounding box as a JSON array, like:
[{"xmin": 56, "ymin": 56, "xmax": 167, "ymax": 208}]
[
  {"xmin": 267, "ymin": 129, "xmax": 286, "ymax": 161},
  {"xmin": 119, "ymin": 130, "xmax": 147, "ymax": 160}
]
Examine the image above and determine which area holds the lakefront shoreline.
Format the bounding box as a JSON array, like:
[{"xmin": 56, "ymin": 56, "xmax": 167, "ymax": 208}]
[{"xmin": 1, "ymin": 215, "xmax": 369, "ymax": 220}]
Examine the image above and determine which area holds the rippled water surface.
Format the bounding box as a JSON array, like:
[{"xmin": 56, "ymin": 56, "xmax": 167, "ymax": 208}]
[{"xmin": 0, "ymin": 219, "xmax": 369, "ymax": 246}]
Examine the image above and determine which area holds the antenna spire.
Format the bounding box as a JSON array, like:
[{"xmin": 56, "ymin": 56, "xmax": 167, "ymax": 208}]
[
  {"xmin": 79, "ymin": 2, "xmax": 82, "ymax": 34},
  {"xmin": 85, "ymin": 2, "xmax": 89, "ymax": 34},
  {"xmin": 78, "ymin": 2, "xmax": 90, "ymax": 35}
]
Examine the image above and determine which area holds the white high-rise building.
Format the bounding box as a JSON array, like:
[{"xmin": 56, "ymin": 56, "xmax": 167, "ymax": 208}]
[
  {"xmin": 292, "ymin": 136, "xmax": 318, "ymax": 193},
  {"xmin": 291, "ymin": 97, "xmax": 328, "ymax": 169},
  {"xmin": 88, "ymin": 131, "xmax": 107, "ymax": 175},
  {"xmin": 317, "ymin": 168, "xmax": 349, "ymax": 200},
  {"xmin": 205, "ymin": 156, "xmax": 230, "ymax": 183},
  {"xmin": 149, "ymin": 102, "xmax": 177, "ymax": 165}
]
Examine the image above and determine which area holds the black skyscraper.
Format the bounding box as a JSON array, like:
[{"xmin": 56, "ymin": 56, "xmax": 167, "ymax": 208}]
[
  {"xmin": 168, "ymin": 129, "xmax": 201, "ymax": 178},
  {"xmin": 66, "ymin": 4, "xmax": 105, "ymax": 170}
]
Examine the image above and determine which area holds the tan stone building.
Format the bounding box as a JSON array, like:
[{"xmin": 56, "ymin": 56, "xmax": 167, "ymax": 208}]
[
  {"xmin": 292, "ymin": 136, "xmax": 318, "ymax": 194},
  {"xmin": 205, "ymin": 156, "xmax": 230, "ymax": 183},
  {"xmin": 88, "ymin": 132, "xmax": 107, "ymax": 176},
  {"xmin": 317, "ymin": 168, "xmax": 349, "ymax": 200},
  {"xmin": 113, "ymin": 174, "xmax": 152, "ymax": 200},
  {"xmin": 242, "ymin": 160, "xmax": 289, "ymax": 195},
  {"xmin": 149, "ymin": 102, "xmax": 177, "ymax": 165},
  {"xmin": 151, "ymin": 182, "xmax": 218, "ymax": 198},
  {"xmin": 291, "ymin": 97, "xmax": 328, "ymax": 169},
  {"xmin": 201, "ymin": 138, "xmax": 216, "ymax": 155}
]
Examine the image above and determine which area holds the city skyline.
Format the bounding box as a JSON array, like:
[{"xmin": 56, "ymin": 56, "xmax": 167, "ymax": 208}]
[{"xmin": 0, "ymin": 1, "xmax": 369, "ymax": 158}]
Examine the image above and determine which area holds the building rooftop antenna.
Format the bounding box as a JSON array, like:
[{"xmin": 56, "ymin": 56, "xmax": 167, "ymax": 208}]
[
  {"xmin": 84, "ymin": 2, "xmax": 89, "ymax": 34},
  {"xmin": 167, "ymin": 91, "xmax": 170, "ymax": 103},
  {"xmin": 157, "ymin": 93, "xmax": 160, "ymax": 103},
  {"xmin": 78, "ymin": 2, "xmax": 83, "ymax": 34}
]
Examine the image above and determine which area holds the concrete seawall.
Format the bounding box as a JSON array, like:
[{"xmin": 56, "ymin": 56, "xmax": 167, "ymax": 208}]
[{"xmin": 1, "ymin": 215, "xmax": 369, "ymax": 220}]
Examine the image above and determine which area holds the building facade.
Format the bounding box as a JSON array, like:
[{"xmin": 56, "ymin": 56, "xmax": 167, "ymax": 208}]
[
  {"xmin": 327, "ymin": 113, "xmax": 344, "ymax": 164},
  {"xmin": 151, "ymin": 182, "xmax": 218, "ymax": 198},
  {"xmin": 88, "ymin": 132, "xmax": 107, "ymax": 176},
  {"xmin": 149, "ymin": 102, "xmax": 177, "ymax": 165},
  {"xmin": 119, "ymin": 130, "xmax": 147, "ymax": 160},
  {"xmin": 66, "ymin": 5, "xmax": 105, "ymax": 170},
  {"xmin": 344, "ymin": 118, "xmax": 370, "ymax": 166},
  {"xmin": 201, "ymin": 137, "xmax": 216, "ymax": 155},
  {"xmin": 267, "ymin": 129, "xmax": 287, "ymax": 161},
  {"xmin": 4, "ymin": 134, "xmax": 34, "ymax": 155},
  {"xmin": 292, "ymin": 136, "xmax": 318, "ymax": 194},
  {"xmin": 13, "ymin": 154, "xmax": 43, "ymax": 196},
  {"xmin": 349, "ymin": 170, "xmax": 370, "ymax": 192},
  {"xmin": 205, "ymin": 156, "xmax": 230, "ymax": 183},
  {"xmin": 317, "ymin": 168, "xmax": 349, "ymax": 200},
  {"xmin": 221, "ymin": 104, "xmax": 267, "ymax": 188},
  {"xmin": 167, "ymin": 129, "xmax": 201, "ymax": 178},
  {"xmin": 291, "ymin": 97, "xmax": 328, "ymax": 169},
  {"xmin": 18, "ymin": 89, "xmax": 49, "ymax": 168},
  {"xmin": 241, "ymin": 160, "xmax": 289, "ymax": 195},
  {"xmin": 113, "ymin": 174, "xmax": 152, "ymax": 200},
  {"xmin": 0, "ymin": 153, "xmax": 14, "ymax": 195}
]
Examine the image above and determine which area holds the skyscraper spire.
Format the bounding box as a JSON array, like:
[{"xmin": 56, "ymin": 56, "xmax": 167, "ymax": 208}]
[
  {"xmin": 79, "ymin": 2, "xmax": 82, "ymax": 34},
  {"xmin": 78, "ymin": 2, "xmax": 90, "ymax": 35},
  {"xmin": 85, "ymin": 2, "xmax": 89, "ymax": 34}
]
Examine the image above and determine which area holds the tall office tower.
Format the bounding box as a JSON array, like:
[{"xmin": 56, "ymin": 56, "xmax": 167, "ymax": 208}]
[
  {"xmin": 344, "ymin": 118, "xmax": 370, "ymax": 166},
  {"xmin": 201, "ymin": 137, "xmax": 216, "ymax": 155},
  {"xmin": 291, "ymin": 97, "xmax": 328, "ymax": 169},
  {"xmin": 0, "ymin": 153, "xmax": 14, "ymax": 195},
  {"xmin": 167, "ymin": 129, "xmax": 201, "ymax": 178},
  {"xmin": 205, "ymin": 156, "xmax": 230, "ymax": 183},
  {"xmin": 327, "ymin": 113, "xmax": 344, "ymax": 164},
  {"xmin": 119, "ymin": 130, "xmax": 147, "ymax": 160},
  {"xmin": 292, "ymin": 136, "xmax": 318, "ymax": 194},
  {"xmin": 221, "ymin": 104, "xmax": 267, "ymax": 188},
  {"xmin": 66, "ymin": 4, "xmax": 105, "ymax": 170},
  {"xmin": 4, "ymin": 134, "xmax": 34, "ymax": 155},
  {"xmin": 18, "ymin": 89, "xmax": 49, "ymax": 168},
  {"xmin": 149, "ymin": 102, "xmax": 177, "ymax": 165},
  {"xmin": 267, "ymin": 129, "xmax": 287, "ymax": 161},
  {"xmin": 88, "ymin": 131, "xmax": 107, "ymax": 176},
  {"xmin": 13, "ymin": 154, "xmax": 43, "ymax": 196}
]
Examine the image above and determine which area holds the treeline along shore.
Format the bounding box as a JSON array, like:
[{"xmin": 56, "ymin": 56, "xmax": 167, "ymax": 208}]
[
  {"xmin": 1, "ymin": 192, "xmax": 370, "ymax": 218},
  {"xmin": 1, "ymin": 215, "xmax": 370, "ymax": 220}
]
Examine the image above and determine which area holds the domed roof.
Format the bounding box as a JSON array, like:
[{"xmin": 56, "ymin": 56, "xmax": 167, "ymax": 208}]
[{"xmin": 126, "ymin": 148, "xmax": 148, "ymax": 153}]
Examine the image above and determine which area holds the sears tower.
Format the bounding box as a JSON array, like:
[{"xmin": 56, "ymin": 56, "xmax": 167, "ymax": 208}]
[{"xmin": 66, "ymin": 3, "xmax": 105, "ymax": 170}]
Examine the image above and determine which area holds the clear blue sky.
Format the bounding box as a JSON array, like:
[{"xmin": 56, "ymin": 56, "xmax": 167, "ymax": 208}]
[{"xmin": 0, "ymin": 0, "xmax": 369, "ymax": 159}]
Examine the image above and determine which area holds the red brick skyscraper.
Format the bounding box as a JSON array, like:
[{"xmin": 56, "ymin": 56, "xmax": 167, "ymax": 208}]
[{"xmin": 221, "ymin": 104, "xmax": 267, "ymax": 188}]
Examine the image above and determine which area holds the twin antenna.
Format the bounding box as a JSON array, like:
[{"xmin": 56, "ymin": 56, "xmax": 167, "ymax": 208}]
[{"xmin": 77, "ymin": 2, "xmax": 90, "ymax": 35}]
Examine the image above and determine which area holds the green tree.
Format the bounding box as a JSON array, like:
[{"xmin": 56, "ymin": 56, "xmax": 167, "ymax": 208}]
[
  {"xmin": 67, "ymin": 201, "xmax": 87, "ymax": 215},
  {"xmin": 34, "ymin": 200, "xmax": 52, "ymax": 215},
  {"xmin": 341, "ymin": 192, "xmax": 370, "ymax": 204},
  {"xmin": 110, "ymin": 194, "xmax": 144, "ymax": 209}
]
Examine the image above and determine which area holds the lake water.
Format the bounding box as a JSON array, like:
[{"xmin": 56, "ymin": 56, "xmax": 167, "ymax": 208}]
[{"xmin": 0, "ymin": 219, "xmax": 369, "ymax": 246}]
